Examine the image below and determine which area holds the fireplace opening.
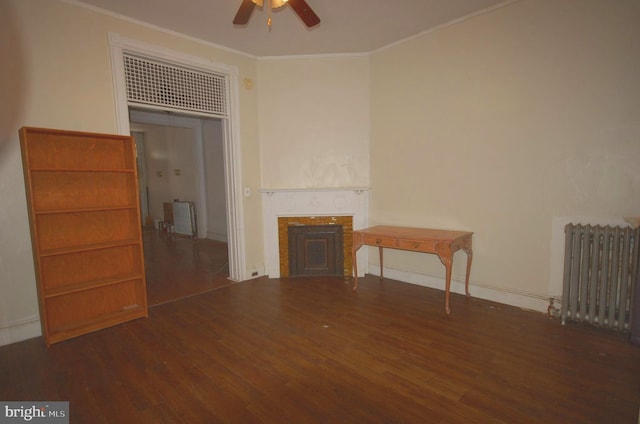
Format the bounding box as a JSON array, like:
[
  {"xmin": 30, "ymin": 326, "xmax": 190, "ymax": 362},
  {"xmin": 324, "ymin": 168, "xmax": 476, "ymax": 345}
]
[
  {"xmin": 288, "ymin": 225, "xmax": 344, "ymax": 277},
  {"xmin": 277, "ymin": 216, "xmax": 353, "ymax": 278}
]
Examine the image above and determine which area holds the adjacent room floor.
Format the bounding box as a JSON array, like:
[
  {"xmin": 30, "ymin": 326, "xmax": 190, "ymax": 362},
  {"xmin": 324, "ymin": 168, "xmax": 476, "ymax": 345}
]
[{"xmin": 143, "ymin": 227, "xmax": 231, "ymax": 305}]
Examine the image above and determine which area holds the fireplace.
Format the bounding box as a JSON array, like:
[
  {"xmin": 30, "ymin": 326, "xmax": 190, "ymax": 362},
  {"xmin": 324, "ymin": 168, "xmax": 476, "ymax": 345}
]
[{"xmin": 261, "ymin": 188, "xmax": 370, "ymax": 278}]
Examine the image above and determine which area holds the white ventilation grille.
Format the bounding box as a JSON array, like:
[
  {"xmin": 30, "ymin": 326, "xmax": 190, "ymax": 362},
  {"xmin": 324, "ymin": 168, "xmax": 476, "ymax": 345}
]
[{"xmin": 123, "ymin": 54, "xmax": 228, "ymax": 117}]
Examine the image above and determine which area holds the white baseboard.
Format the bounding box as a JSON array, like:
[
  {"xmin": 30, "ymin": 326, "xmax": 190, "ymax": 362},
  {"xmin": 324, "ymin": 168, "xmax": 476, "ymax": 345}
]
[
  {"xmin": 0, "ymin": 315, "xmax": 41, "ymax": 347},
  {"xmin": 373, "ymin": 267, "xmax": 554, "ymax": 314}
]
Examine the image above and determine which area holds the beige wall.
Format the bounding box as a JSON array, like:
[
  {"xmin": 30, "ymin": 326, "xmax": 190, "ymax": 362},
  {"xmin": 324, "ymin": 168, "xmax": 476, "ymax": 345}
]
[
  {"xmin": 257, "ymin": 56, "xmax": 370, "ymax": 188},
  {"xmin": 0, "ymin": 0, "xmax": 261, "ymax": 344},
  {"xmin": 369, "ymin": 0, "xmax": 640, "ymax": 305}
]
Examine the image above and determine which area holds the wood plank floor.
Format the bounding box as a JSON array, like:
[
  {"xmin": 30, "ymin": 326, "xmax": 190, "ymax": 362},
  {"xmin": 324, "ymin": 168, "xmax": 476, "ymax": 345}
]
[
  {"xmin": 0, "ymin": 276, "xmax": 640, "ymax": 424},
  {"xmin": 1, "ymin": 273, "xmax": 639, "ymax": 423},
  {"xmin": 143, "ymin": 228, "xmax": 231, "ymax": 306}
]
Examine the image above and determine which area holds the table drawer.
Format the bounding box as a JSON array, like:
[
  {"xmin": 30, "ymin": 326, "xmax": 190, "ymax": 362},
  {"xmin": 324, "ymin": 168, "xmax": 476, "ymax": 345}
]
[
  {"xmin": 397, "ymin": 239, "xmax": 438, "ymax": 252},
  {"xmin": 362, "ymin": 234, "xmax": 396, "ymax": 248}
]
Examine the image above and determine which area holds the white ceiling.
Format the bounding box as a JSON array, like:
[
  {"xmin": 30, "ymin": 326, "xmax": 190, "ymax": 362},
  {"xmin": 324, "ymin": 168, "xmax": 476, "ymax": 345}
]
[{"xmin": 73, "ymin": 0, "xmax": 514, "ymax": 57}]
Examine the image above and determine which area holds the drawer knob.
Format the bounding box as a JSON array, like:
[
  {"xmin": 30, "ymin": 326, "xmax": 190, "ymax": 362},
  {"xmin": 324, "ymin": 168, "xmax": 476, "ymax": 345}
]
[{"xmin": 375, "ymin": 238, "xmax": 382, "ymax": 244}]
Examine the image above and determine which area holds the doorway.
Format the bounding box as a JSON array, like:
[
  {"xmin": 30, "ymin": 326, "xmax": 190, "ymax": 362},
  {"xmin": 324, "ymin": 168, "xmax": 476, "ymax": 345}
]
[
  {"xmin": 130, "ymin": 110, "xmax": 231, "ymax": 305},
  {"xmin": 109, "ymin": 33, "xmax": 247, "ymax": 285}
]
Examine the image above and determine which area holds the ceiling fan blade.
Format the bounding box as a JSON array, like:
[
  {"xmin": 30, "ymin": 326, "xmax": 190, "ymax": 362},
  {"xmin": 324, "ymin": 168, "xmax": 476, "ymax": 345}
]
[
  {"xmin": 233, "ymin": 0, "xmax": 256, "ymax": 25},
  {"xmin": 287, "ymin": 0, "xmax": 320, "ymax": 28}
]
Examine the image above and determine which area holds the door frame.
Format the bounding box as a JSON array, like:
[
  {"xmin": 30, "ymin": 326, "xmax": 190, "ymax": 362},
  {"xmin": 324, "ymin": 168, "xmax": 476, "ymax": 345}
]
[
  {"xmin": 130, "ymin": 130, "xmax": 150, "ymax": 226},
  {"xmin": 108, "ymin": 33, "xmax": 246, "ymax": 282}
]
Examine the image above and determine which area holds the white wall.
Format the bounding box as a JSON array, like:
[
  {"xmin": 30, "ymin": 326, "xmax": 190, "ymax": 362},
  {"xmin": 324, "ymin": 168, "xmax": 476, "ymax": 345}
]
[
  {"xmin": 203, "ymin": 119, "xmax": 228, "ymax": 242},
  {"xmin": 257, "ymin": 56, "xmax": 370, "ymax": 189},
  {"xmin": 369, "ymin": 0, "xmax": 640, "ymax": 310},
  {"xmin": 143, "ymin": 126, "xmax": 199, "ymax": 222}
]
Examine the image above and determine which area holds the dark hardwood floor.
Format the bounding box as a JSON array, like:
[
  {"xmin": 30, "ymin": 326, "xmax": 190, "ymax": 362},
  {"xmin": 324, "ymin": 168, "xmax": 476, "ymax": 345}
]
[
  {"xmin": 143, "ymin": 228, "xmax": 231, "ymax": 306},
  {"xmin": 1, "ymin": 234, "xmax": 639, "ymax": 423}
]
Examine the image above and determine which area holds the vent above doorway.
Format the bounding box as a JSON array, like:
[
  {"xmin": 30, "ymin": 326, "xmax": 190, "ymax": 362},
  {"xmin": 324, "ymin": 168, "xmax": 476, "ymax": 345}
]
[{"xmin": 123, "ymin": 53, "xmax": 228, "ymax": 117}]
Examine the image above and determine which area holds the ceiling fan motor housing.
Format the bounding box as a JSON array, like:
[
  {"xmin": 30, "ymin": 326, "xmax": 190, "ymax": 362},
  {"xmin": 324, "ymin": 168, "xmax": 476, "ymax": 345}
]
[{"xmin": 251, "ymin": 0, "xmax": 290, "ymax": 8}]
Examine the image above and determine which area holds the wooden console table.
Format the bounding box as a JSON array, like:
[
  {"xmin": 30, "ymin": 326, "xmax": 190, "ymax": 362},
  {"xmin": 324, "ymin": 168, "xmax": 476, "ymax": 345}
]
[{"xmin": 352, "ymin": 226, "xmax": 473, "ymax": 315}]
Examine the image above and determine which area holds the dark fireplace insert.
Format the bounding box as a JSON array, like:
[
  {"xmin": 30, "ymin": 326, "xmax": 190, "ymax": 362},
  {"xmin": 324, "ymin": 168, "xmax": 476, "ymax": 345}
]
[{"xmin": 288, "ymin": 224, "xmax": 344, "ymax": 277}]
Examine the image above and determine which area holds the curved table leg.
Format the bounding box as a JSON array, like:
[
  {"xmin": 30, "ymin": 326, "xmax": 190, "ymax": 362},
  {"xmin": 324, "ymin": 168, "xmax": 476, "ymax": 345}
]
[
  {"xmin": 443, "ymin": 257, "xmax": 453, "ymax": 315},
  {"xmin": 352, "ymin": 238, "xmax": 363, "ymax": 292},
  {"xmin": 464, "ymin": 248, "xmax": 473, "ymax": 297},
  {"xmin": 353, "ymin": 248, "xmax": 359, "ymax": 291}
]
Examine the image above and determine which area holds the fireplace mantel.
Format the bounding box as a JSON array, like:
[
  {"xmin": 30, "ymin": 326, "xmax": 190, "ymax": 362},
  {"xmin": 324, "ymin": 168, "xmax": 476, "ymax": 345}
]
[{"xmin": 261, "ymin": 188, "xmax": 370, "ymax": 278}]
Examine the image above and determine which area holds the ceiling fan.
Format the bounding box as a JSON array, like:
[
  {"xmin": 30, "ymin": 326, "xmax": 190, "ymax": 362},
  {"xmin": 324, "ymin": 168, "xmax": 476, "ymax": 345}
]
[{"xmin": 233, "ymin": 0, "xmax": 321, "ymax": 28}]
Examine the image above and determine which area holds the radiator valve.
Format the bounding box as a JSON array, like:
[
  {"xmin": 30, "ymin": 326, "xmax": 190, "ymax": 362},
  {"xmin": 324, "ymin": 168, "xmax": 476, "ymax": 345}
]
[{"xmin": 547, "ymin": 298, "xmax": 560, "ymax": 319}]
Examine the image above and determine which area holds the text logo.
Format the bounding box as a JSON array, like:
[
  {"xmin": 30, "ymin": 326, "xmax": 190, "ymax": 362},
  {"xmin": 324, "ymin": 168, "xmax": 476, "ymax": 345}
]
[{"xmin": 1, "ymin": 402, "xmax": 68, "ymax": 424}]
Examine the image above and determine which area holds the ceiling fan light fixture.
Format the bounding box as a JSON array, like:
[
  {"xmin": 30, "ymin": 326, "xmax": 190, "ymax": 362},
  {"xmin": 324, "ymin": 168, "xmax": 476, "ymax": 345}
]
[{"xmin": 251, "ymin": 0, "xmax": 290, "ymax": 9}]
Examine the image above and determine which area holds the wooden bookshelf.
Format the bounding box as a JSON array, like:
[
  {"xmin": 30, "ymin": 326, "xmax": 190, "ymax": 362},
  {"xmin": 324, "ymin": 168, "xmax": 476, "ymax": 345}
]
[{"xmin": 19, "ymin": 127, "xmax": 148, "ymax": 346}]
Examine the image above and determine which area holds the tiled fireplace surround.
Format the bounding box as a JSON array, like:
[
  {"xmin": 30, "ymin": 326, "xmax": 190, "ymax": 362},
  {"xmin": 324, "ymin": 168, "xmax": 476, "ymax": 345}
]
[{"xmin": 261, "ymin": 188, "xmax": 370, "ymax": 278}]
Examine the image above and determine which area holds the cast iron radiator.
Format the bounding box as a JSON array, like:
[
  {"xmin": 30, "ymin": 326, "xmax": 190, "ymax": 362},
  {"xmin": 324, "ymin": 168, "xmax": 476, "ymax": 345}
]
[{"xmin": 561, "ymin": 224, "xmax": 639, "ymax": 330}]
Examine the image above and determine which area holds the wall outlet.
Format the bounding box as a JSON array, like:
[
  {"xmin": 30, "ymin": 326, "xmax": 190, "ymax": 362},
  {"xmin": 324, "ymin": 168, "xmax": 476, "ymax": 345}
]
[{"xmin": 247, "ymin": 264, "xmax": 265, "ymax": 279}]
